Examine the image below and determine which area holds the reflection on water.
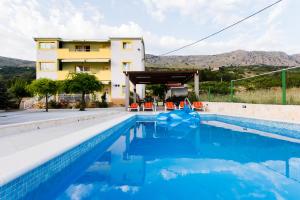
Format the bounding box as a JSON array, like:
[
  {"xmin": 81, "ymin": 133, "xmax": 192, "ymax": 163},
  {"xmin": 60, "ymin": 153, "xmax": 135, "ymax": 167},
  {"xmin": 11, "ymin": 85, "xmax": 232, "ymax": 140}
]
[{"xmin": 28, "ymin": 121, "xmax": 300, "ymax": 200}]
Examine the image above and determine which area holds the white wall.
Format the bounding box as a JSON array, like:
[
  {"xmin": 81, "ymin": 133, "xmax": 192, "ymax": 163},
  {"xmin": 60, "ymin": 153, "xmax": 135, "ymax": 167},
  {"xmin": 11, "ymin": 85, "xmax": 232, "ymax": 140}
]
[
  {"xmin": 36, "ymin": 50, "xmax": 57, "ymax": 61},
  {"xmin": 110, "ymin": 39, "xmax": 145, "ymax": 100},
  {"xmin": 36, "ymin": 72, "xmax": 58, "ymax": 80},
  {"xmin": 36, "ymin": 49, "xmax": 58, "ymax": 80},
  {"xmin": 204, "ymin": 102, "xmax": 300, "ymax": 124}
]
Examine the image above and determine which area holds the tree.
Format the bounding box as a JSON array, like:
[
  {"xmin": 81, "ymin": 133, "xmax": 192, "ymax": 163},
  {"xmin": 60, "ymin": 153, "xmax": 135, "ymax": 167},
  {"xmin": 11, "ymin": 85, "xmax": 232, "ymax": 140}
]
[
  {"xmin": 64, "ymin": 73, "xmax": 103, "ymax": 111},
  {"xmin": 9, "ymin": 79, "xmax": 31, "ymax": 108},
  {"xmin": 146, "ymin": 84, "xmax": 168, "ymax": 100},
  {"xmin": 28, "ymin": 78, "xmax": 58, "ymax": 112},
  {"xmin": 0, "ymin": 80, "xmax": 8, "ymax": 110}
]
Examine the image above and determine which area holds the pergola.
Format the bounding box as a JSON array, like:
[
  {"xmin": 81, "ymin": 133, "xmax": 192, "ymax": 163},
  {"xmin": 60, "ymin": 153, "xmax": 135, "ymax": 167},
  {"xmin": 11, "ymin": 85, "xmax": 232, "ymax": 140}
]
[{"xmin": 124, "ymin": 70, "xmax": 199, "ymax": 110}]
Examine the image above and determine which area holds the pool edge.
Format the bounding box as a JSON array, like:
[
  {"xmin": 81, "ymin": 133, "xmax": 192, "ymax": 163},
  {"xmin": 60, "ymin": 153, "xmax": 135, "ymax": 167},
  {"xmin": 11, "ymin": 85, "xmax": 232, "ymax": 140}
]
[{"xmin": 0, "ymin": 113, "xmax": 135, "ymax": 187}]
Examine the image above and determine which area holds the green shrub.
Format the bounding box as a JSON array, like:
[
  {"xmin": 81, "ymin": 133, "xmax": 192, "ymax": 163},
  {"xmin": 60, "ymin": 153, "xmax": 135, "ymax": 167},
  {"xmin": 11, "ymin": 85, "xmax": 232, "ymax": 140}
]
[
  {"xmin": 95, "ymin": 101, "xmax": 108, "ymax": 108},
  {"xmin": 188, "ymin": 92, "xmax": 199, "ymax": 102},
  {"xmin": 0, "ymin": 80, "xmax": 8, "ymax": 109},
  {"xmin": 200, "ymin": 81, "xmax": 230, "ymax": 95},
  {"xmin": 48, "ymin": 100, "xmax": 62, "ymax": 109}
]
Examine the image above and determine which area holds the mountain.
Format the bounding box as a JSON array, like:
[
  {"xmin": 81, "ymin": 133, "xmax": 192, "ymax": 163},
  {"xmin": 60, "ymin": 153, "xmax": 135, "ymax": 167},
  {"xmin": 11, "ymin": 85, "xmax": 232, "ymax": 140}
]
[
  {"xmin": 1, "ymin": 50, "xmax": 300, "ymax": 70},
  {"xmin": 0, "ymin": 56, "xmax": 35, "ymax": 67},
  {"xmin": 145, "ymin": 50, "xmax": 300, "ymax": 70}
]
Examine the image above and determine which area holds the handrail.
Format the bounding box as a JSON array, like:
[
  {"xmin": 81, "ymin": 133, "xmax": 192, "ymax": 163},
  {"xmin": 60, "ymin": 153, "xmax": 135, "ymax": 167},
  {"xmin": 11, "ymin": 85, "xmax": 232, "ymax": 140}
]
[
  {"xmin": 184, "ymin": 97, "xmax": 192, "ymax": 108},
  {"xmin": 70, "ymin": 48, "xmax": 100, "ymax": 52},
  {"xmin": 229, "ymin": 65, "xmax": 300, "ymax": 104}
]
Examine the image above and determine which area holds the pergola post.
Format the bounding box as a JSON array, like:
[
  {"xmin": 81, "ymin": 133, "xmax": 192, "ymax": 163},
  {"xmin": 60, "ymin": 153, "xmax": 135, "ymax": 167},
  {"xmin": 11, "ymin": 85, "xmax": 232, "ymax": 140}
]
[
  {"xmin": 133, "ymin": 84, "xmax": 137, "ymax": 103},
  {"xmin": 281, "ymin": 69, "xmax": 287, "ymax": 105},
  {"xmin": 194, "ymin": 71, "xmax": 199, "ymax": 99},
  {"xmin": 125, "ymin": 72, "xmax": 130, "ymax": 110}
]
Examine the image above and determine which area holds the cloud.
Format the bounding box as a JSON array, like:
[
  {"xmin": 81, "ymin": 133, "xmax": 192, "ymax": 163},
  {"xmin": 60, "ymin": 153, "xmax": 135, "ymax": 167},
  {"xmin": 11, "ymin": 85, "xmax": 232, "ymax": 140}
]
[
  {"xmin": 115, "ymin": 185, "xmax": 140, "ymax": 193},
  {"xmin": 142, "ymin": 0, "xmax": 271, "ymax": 24},
  {"xmin": 66, "ymin": 184, "xmax": 94, "ymax": 200},
  {"xmin": 0, "ymin": 0, "xmax": 196, "ymax": 58},
  {"xmin": 141, "ymin": 0, "xmax": 290, "ymax": 55},
  {"xmin": 160, "ymin": 169, "xmax": 178, "ymax": 180},
  {"xmin": 0, "ymin": 0, "xmax": 145, "ymax": 60},
  {"xmin": 0, "ymin": 0, "xmax": 296, "ymax": 60}
]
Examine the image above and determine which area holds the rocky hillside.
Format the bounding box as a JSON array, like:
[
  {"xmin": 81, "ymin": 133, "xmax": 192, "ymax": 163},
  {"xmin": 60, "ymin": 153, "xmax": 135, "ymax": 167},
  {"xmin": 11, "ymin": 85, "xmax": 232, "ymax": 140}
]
[
  {"xmin": 146, "ymin": 50, "xmax": 300, "ymax": 70},
  {"xmin": 1, "ymin": 50, "xmax": 300, "ymax": 70},
  {"xmin": 0, "ymin": 56, "xmax": 35, "ymax": 67}
]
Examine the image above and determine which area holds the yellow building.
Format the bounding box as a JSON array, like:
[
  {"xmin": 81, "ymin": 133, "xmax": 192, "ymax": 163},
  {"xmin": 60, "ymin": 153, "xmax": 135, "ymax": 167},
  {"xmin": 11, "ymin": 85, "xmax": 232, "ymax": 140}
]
[{"xmin": 34, "ymin": 37, "xmax": 145, "ymax": 105}]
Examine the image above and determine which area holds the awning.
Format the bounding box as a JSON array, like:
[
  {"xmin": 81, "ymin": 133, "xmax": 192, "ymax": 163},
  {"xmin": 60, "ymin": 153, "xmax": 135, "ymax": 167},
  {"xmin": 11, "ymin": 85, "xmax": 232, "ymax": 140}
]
[
  {"xmin": 124, "ymin": 71, "xmax": 197, "ymax": 84},
  {"xmin": 86, "ymin": 59, "xmax": 110, "ymax": 62},
  {"xmin": 61, "ymin": 59, "xmax": 84, "ymax": 62},
  {"xmin": 61, "ymin": 58, "xmax": 110, "ymax": 63}
]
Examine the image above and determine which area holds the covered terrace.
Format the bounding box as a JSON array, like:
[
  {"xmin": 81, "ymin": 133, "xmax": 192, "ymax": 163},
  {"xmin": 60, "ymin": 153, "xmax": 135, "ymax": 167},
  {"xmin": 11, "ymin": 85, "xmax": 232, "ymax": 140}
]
[{"xmin": 124, "ymin": 71, "xmax": 199, "ymax": 110}]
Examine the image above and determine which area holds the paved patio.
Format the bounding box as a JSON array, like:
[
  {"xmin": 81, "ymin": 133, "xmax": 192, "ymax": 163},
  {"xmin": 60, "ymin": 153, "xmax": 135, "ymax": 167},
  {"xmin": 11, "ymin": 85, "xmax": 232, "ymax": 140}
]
[
  {"xmin": 0, "ymin": 108, "xmax": 124, "ymax": 125},
  {"xmin": 0, "ymin": 108, "xmax": 132, "ymax": 157}
]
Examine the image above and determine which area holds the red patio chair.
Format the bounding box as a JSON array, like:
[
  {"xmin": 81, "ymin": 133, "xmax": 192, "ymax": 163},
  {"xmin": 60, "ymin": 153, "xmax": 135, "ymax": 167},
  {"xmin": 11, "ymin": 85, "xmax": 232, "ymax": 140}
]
[
  {"xmin": 165, "ymin": 102, "xmax": 176, "ymax": 111},
  {"xmin": 192, "ymin": 101, "xmax": 204, "ymax": 111},
  {"xmin": 128, "ymin": 103, "xmax": 139, "ymax": 112},
  {"xmin": 179, "ymin": 101, "xmax": 189, "ymax": 109},
  {"xmin": 143, "ymin": 102, "xmax": 154, "ymax": 111}
]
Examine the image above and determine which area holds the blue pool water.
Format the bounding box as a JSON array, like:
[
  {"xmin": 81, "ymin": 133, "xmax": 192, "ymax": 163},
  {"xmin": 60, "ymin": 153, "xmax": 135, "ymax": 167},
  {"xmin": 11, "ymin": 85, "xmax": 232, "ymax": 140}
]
[{"xmin": 5, "ymin": 114, "xmax": 300, "ymax": 199}]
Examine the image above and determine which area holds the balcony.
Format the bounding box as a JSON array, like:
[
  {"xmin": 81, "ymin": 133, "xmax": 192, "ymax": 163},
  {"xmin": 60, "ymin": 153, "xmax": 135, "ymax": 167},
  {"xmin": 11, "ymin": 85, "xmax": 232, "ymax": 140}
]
[
  {"xmin": 57, "ymin": 63, "xmax": 112, "ymax": 81},
  {"xmin": 57, "ymin": 48, "xmax": 111, "ymax": 60}
]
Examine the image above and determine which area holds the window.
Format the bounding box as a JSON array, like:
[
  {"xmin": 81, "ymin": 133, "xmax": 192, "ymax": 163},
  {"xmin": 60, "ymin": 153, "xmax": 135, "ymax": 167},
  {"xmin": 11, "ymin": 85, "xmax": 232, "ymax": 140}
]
[
  {"xmin": 76, "ymin": 66, "xmax": 90, "ymax": 73},
  {"xmin": 75, "ymin": 45, "xmax": 83, "ymax": 52},
  {"xmin": 39, "ymin": 42, "xmax": 56, "ymax": 49},
  {"xmin": 122, "ymin": 85, "xmax": 126, "ymax": 96},
  {"xmin": 40, "ymin": 62, "xmax": 56, "ymax": 71},
  {"xmin": 85, "ymin": 45, "xmax": 90, "ymax": 52},
  {"xmin": 75, "ymin": 45, "xmax": 91, "ymax": 52},
  {"xmin": 122, "ymin": 62, "xmax": 130, "ymax": 72},
  {"xmin": 122, "ymin": 42, "xmax": 132, "ymax": 49}
]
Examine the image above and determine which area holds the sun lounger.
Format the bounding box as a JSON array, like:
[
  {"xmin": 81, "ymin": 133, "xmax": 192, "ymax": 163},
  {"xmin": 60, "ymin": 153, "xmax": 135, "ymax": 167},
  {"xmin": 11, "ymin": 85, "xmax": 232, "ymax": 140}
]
[
  {"xmin": 128, "ymin": 103, "xmax": 140, "ymax": 112},
  {"xmin": 179, "ymin": 101, "xmax": 186, "ymax": 109},
  {"xmin": 143, "ymin": 102, "xmax": 155, "ymax": 111},
  {"xmin": 192, "ymin": 101, "xmax": 205, "ymax": 111},
  {"xmin": 165, "ymin": 102, "xmax": 176, "ymax": 111}
]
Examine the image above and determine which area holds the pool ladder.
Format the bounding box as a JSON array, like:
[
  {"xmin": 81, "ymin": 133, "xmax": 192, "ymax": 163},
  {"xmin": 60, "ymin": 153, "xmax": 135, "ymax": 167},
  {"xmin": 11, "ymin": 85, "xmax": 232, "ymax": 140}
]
[{"xmin": 184, "ymin": 97, "xmax": 192, "ymax": 109}]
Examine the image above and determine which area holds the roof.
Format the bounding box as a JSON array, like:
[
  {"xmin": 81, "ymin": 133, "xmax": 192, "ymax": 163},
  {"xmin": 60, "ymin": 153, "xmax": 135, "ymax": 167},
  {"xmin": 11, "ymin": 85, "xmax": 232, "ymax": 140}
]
[
  {"xmin": 109, "ymin": 37, "xmax": 143, "ymax": 40},
  {"xmin": 61, "ymin": 39, "xmax": 110, "ymax": 42},
  {"xmin": 125, "ymin": 71, "xmax": 198, "ymax": 84},
  {"xmin": 33, "ymin": 37, "xmax": 61, "ymax": 41},
  {"xmin": 34, "ymin": 37, "xmax": 143, "ymax": 42}
]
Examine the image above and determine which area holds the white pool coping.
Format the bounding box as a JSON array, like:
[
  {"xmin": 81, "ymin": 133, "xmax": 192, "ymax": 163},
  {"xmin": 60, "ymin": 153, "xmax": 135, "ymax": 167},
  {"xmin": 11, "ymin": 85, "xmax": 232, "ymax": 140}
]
[
  {"xmin": 202, "ymin": 120, "xmax": 300, "ymax": 144},
  {"xmin": 0, "ymin": 113, "xmax": 135, "ymax": 186},
  {"xmin": 201, "ymin": 112, "xmax": 300, "ymax": 125}
]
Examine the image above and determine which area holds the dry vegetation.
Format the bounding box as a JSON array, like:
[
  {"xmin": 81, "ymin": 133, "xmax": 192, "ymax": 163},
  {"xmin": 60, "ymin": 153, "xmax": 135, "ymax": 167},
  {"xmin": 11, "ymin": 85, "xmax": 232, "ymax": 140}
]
[{"xmin": 200, "ymin": 87, "xmax": 300, "ymax": 105}]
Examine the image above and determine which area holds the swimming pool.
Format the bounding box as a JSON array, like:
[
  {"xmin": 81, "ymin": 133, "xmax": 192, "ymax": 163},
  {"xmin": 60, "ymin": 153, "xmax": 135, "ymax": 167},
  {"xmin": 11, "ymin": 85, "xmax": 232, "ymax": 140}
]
[{"xmin": 1, "ymin": 114, "xmax": 300, "ymax": 199}]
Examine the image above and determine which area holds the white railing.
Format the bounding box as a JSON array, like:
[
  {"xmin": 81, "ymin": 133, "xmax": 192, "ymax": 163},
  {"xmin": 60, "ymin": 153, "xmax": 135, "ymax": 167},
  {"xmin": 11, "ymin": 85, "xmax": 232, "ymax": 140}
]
[
  {"xmin": 184, "ymin": 97, "xmax": 192, "ymax": 108},
  {"xmin": 69, "ymin": 48, "xmax": 100, "ymax": 52}
]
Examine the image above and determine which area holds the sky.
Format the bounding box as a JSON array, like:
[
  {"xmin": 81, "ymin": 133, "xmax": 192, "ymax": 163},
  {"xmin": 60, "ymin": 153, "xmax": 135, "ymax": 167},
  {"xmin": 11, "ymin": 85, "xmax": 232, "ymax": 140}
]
[{"xmin": 0, "ymin": 0, "xmax": 299, "ymax": 60}]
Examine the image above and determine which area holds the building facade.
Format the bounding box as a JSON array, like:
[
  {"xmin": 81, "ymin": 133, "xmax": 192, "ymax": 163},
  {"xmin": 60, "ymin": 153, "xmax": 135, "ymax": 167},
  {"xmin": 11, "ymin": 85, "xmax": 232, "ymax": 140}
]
[{"xmin": 34, "ymin": 37, "xmax": 145, "ymax": 105}]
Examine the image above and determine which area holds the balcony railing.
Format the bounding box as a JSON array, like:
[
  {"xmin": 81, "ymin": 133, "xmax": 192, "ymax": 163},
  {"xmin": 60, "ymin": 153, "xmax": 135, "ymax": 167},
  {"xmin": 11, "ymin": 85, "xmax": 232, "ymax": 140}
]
[
  {"xmin": 69, "ymin": 48, "xmax": 100, "ymax": 52},
  {"xmin": 57, "ymin": 48, "xmax": 111, "ymax": 59}
]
